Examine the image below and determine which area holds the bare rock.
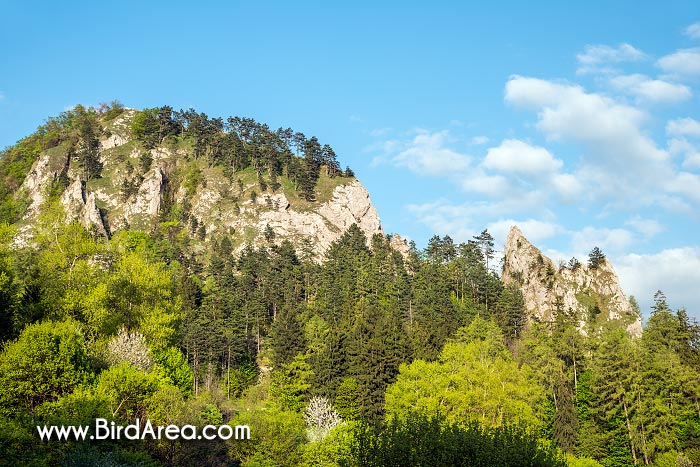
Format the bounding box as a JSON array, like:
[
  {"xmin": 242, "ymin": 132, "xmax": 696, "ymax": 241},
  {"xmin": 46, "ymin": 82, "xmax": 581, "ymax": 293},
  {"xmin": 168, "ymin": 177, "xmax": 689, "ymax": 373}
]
[
  {"xmin": 21, "ymin": 150, "xmax": 69, "ymax": 215},
  {"xmin": 502, "ymin": 225, "xmax": 641, "ymax": 336},
  {"xmin": 59, "ymin": 178, "xmax": 108, "ymax": 237},
  {"xmin": 389, "ymin": 234, "xmax": 412, "ymax": 259},
  {"xmin": 100, "ymin": 133, "xmax": 127, "ymax": 150},
  {"xmin": 258, "ymin": 180, "xmax": 384, "ymax": 256},
  {"xmin": 123, "ymin": 167, "xmax": 164, "ymax": 221}
]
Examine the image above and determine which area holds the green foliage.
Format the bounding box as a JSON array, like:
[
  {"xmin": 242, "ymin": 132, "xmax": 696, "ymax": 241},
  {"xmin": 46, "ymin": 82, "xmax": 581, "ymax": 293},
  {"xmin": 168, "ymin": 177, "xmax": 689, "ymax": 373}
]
[
  {"xmin": 566, "ymin": 454, "xmax": 604, "ymax": 467},
  {"xmin": 271, "ymin": 354, "xmax": 314, "ymax": 412},
  {"xmin": 229, "ymin": 408, "xmax": 306, "ymax": 467},
  {"xmin": 131, "ymin": 108, "xmax": 160, "ymax": 149},
  {"xmin": 386, "ymin": 317, "xmax": 546, "ymax": 431},
  {"xmin": 587, "ymin": 247, "xmax": 605, "ymax": 270},
  {"xmin": 0, "ymin": 320, "xmax": 89, "ymax": 414},
  {"xmin": 343, "ymin": 412, "xmax": 567, "ymax": 467},
  {"xmin": 152, "ymin": 347, "xmax": 194, "ymax": 397},
  {"xmin": 96, "ymin": 363, "xmax": 161, "ymax": 421}
]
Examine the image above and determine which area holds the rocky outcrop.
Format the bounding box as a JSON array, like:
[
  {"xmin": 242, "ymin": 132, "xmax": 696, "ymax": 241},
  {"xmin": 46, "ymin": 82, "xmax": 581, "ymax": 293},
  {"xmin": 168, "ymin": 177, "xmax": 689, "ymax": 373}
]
[
  {"xmin": 15, "ymin": 109, "xmax": 398, "ymax": 260},
  {"xmin": 124, "ymin": 167, "xmax": 164, "ymax": 220},
  {"xmin": 389, "ymin": 234, "xmax": 412, "ymax": 259},
  {"xmin": 59, "ymin": 179, "xmax": 108, "ymax": 237},
  {"xmin": 22, "ymin": 150, "xmax": 69, "ymax": 216},
  {"xmin": 255, "ymin": 180, "xmax": 383, "ymax": 255},
  {"xmin": 502, "ymin": 226, "xmax": 642, "ymax": 336}
]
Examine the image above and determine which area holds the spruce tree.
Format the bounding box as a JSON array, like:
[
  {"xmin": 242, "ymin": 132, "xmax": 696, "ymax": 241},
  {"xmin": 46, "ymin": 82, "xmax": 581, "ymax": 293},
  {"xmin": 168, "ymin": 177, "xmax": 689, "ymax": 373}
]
[{"xmin": 587, "ymin": 247, "xmax": 605, "ymax": 269}]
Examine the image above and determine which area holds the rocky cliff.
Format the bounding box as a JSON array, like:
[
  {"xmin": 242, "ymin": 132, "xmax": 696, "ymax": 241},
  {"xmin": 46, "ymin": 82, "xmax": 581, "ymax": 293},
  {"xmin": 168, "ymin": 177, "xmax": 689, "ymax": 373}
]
[
  {"xmin": 14, "ymin": 109, "xmax": 385, "ymax": 256},
  {"xmin": 502, "ymin": 226, "xmax": 642, "ymax": 336}
]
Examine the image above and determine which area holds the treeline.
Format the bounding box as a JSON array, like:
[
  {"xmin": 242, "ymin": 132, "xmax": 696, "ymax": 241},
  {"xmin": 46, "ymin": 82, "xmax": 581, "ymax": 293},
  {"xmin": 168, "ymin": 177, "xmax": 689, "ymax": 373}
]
[
  {"xmin": 0, "ymin": 102, "xmax": 354, "ymax": 227},
  {"xmin": 2, "ymin": 213, "xmax": 697, "ymax": 466},
  {"xmin": 130, "ymin": 106, "xmax": 352, "ymax": 201},
  {"xmin": 0, "ymin": 215, "xmax": 539, "ymax": 466}
]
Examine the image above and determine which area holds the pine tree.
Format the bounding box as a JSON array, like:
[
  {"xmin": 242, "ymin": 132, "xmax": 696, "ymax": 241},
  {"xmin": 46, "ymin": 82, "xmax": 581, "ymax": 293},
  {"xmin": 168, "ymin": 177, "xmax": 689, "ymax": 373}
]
[{"xmin": 587, "ymin": 247, "xmax": 606, "ymax": 270}]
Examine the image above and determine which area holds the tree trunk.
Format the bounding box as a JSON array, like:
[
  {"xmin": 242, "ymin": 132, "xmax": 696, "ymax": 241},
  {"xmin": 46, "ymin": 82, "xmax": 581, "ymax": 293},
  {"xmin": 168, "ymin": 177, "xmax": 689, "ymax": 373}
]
[{"xmin": 623, "ymin": 398, "xmax": 638, "ymax": 465}]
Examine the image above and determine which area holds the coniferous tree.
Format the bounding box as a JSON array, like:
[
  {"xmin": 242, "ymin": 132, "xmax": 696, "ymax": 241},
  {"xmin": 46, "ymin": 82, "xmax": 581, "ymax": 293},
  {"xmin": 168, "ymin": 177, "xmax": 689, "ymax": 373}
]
[{"xmin": 587, "ymin": 247, "xmax": 606, "ymax": 270}]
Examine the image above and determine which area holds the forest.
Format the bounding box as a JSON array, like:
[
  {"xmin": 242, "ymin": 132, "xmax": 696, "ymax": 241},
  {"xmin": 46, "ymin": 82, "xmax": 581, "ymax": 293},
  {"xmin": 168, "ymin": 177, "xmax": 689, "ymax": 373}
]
[{"xmin": 0, "ymin": 104, "xmax": 698, "ymax": 467}]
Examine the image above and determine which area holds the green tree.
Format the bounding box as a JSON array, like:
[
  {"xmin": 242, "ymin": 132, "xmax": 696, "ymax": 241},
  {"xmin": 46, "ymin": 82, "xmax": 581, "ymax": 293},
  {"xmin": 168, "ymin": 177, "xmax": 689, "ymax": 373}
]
[
  {"xmin": 386, "ymin": 318, "xmax": 545, "ymax": 430},
  {"xmin": 588, "ymin": 247, "xmax": 606, "ymax": 270},
  {"xmin": 0, "ymin": 320, "xmax": 89, "ymax": 414}
]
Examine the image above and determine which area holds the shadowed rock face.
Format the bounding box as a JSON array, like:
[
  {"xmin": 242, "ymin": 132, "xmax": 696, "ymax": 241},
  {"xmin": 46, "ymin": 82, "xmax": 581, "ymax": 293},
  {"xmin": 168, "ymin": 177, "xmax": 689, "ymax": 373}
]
[
  {"xmin": 16, "ymin": 111, "xmax": 386, "ymax": 258},
  {"xmin": 502, "ymin": 226, "xmax": 642, "ymax": 337}
]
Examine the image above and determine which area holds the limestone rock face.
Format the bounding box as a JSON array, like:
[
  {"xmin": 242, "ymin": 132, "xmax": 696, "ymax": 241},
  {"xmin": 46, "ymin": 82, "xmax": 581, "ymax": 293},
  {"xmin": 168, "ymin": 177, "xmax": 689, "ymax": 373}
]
[
  {"xmin": 255, "ymin": 180, "xmax": 384, "ymax": 255},
  {"xmin": 59, "ymin": 179, "xmax": 108, "ymax": 237},
  {"xmin": 389, "ymin": 234, "xmax": 412, "ymax": 259},
  {"xmin": 502, "ymin": 226, "xmax": 642, "ymax": 337},
  {"xmin": 22, "ymin": 150, "xmax": 69, "ymax": 216},
  {"xmin": 14, "ymin": 109, "xmax": 402, "ymax": 259},
  {"xmin": 123, "ymin": 167, "xmax": 164, "ymax": 220}
]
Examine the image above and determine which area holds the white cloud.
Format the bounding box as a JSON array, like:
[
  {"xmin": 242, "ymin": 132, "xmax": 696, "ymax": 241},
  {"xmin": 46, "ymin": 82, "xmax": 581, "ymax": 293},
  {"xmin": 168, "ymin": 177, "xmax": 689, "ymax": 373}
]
[
  {"xmin": 0, "ymin": 92, "xmax": 4, "ymax": 101},
  {"xmin": 460, "ymin": 171, "xmax": 512, "ymax": 197},
  {"xmin": 665, "ymin": 172, "xmax": 700, "ymax": 202},
  {"xmin": 609, "ymin": 74, "xmax": 692, "ymax": 103},
  {"xmin": 576, "ymin": 43, "xmax": 646, "ymax": 74},
  {"xmin": 369, "ymin": 127, "xmax": 392, "ymax": 137},
  {"xmin": 666, "ymin": 118, "xmax": 700, "ymax": 137},
  {"xmin": 388, "ymin": 130, "xmax": 472, "ymax": 176},
  {"xmin": 668, "ymin": 138, "xmax": 700, "ymax": 169},
  {"xmin": 406, "ymin": 195, "xmax": 549, "ymax": 243},
  {"xmin": 487, "ymin": 219, "xmax": 562, "ymax": 245},
  {"xmin": 505, "ymin": 76, "xmax": 666, "ymax": 164},
  {"xmin": 550, "ymin": 173, "xmax": 585, "ymax": 201},
  {"xmin": 483, "ymin": 139, "xmax": 563, "ymax": 174},
  {"xmin": 624, "ymin": 216, "xmax": 665, "ymax": 239},
  {"xmin": 616, "ymin": 248, "xmax": 700, "ymax": 317},
  {"xmin": 656, "ymin": 48, "xmax": 700, "ymax": 78},
  {"xmin": 470, "ymin": 136, "xmax": 490, "ymax": 145},
  {"xmin": 684, "ymin": 22, "xmax": 700, "ymax": 39},
  {"xmin": 502, "ymin": 75, "xmax": 696, "ymax": 211},
  {"xmin": 570, "ymin": 226, "xmax": 634, "ymax": 253}
]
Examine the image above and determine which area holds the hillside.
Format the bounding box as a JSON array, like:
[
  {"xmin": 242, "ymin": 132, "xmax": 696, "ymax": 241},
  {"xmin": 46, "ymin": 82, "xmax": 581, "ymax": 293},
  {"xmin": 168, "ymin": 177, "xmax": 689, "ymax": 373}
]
[
  {"xmin": 0, "ymin": 104, "xmax": 698, "ymax": 467},
  {"xmin": 4, "ymin": 104, "xmax": 384, "ymax": 257}
]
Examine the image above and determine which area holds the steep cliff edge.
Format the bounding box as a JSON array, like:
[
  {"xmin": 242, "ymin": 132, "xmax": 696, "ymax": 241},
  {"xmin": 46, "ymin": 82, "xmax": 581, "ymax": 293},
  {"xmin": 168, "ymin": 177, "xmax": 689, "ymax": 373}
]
[{"xmin": 502, "ymin": 226, "xmax": 642, "ymax": 336}]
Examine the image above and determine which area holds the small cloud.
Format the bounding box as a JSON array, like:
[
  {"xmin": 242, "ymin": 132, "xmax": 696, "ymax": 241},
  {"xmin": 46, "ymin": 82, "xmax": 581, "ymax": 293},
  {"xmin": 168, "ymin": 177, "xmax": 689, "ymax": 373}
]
[
  {"xmin": 570, "ymin": 226, "xmax": 634, "ymax": 253},
  {"xmin": 348, "ymin": 115, "xmax": 364, "ymax": 123},
  {"xmin": 576, "ymin": 43, "xmax": 646, "ymax": 74},
  {"xmin": 387, "ymin": 130, "xmax": 471, "ymax": 177},
  {"xmin": 656, "ymin": 48, "xmax": 700, "ymax": 78},
  {"xmin": 683, "ymin": 22, "xmax": 700, "ymax": 39},
  {"xmin": 0, "ymin": 92, "xmax": 5, "ymax": 100},
  {"xmin": 624, "ymin": 216, "xmax": 665, "ymax": 239},
  {"xmin": 616, "ymin": 247, "xmax": 700, "ymax": 315},
  {"xmin": 666, "ymin": 118, "xmax": 700, "ymax": 137},
  {"xmin": 368, "ymin": 127, "xmax": 392, "ymax": 137},
  {"xmin": 483, "ymin": 139, "xmax": 563, "ymax": 174},
  {"xmin": 550, "ymin": 173, "xmax": 585, "ymax": 202},
  {"xmin": 664, "ymin": 171, "xmax": 700, "ymax": 203},
  {"xmin": 609, "ymin": 74, "xmax": 692, "ymax": 104},
  {"xmin": 668, "ymin": 138, "xmax": 700, "ymax": 169},
  {"xmin": 470, "ymin": 136, "xmax": 490, "ymax": 145},
  {"xmin": 460, "ymin": 172, "xmax": 512, "ymax": 197}
]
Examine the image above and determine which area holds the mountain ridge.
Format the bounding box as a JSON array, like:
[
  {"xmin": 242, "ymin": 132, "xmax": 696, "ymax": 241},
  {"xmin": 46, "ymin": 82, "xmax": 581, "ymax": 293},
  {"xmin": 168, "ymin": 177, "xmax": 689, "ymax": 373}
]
[{"xmin": 10, "ymin": 105, "xmax": 386, "ymax": 256}]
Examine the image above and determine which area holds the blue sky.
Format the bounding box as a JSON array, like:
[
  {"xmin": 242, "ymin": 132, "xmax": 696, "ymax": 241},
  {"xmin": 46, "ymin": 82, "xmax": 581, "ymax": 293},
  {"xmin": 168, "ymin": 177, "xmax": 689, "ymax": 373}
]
[{"xmin": 1, "ymin": 1, "xmax": 699, "ymax": 318}]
